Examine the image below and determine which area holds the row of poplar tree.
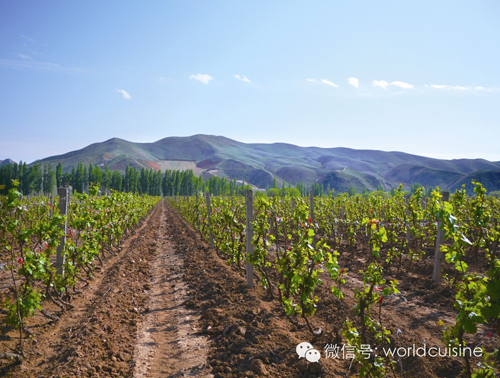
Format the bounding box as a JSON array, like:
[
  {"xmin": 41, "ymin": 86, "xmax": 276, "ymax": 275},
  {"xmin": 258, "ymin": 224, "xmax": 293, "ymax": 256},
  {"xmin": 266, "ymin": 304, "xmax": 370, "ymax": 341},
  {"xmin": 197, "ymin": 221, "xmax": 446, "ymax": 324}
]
[
  {"xmin": 0, "ymin": 161, "xmax": 440, "ymax": 198},
  {"xmin": 0, "ymin": 161, "xmax": 254, "ymax": 197}
]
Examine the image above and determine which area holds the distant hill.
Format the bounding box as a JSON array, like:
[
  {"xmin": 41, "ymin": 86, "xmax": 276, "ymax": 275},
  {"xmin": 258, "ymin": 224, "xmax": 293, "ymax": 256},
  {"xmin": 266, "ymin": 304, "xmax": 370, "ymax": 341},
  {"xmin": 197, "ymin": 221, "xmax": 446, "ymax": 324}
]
[
  {"xmin": 35, "ymin": 134, "xmax": 500, "ymax": 192},
  {"xmin": 0, "ymin": 159, "xmax": 15, "ymax": 167}
]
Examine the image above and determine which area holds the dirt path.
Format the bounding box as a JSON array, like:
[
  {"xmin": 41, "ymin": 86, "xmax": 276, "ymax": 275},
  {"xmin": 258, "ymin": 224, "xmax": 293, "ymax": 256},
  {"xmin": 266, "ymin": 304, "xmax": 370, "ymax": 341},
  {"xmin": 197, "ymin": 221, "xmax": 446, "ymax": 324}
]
[{"xmin": 133, "ymin": 201, "xmax": 211, "ymax": 377}]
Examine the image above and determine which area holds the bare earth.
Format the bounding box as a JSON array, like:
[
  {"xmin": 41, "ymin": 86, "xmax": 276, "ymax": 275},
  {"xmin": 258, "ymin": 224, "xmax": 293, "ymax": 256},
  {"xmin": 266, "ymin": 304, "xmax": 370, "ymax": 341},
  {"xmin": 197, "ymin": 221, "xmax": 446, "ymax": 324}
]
[{"xmin": 0, "ymin": 200, "xmax": 498, "ymax": 377}]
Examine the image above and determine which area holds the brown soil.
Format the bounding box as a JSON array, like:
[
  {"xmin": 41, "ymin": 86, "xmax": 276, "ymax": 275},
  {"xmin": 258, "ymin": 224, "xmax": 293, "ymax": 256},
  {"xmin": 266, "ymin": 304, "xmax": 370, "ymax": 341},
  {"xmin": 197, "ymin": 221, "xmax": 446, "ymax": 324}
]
[{"xmin": 0, "ymin": 200, "xmax": 498, "ymax": 377}]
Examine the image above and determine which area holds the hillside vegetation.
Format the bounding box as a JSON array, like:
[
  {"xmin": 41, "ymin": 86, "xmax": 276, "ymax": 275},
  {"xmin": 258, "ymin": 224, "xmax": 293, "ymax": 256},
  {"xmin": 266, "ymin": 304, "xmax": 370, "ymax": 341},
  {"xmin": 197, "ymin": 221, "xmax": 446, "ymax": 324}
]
[{"xmin": 28, "ymin": 134, "xmax": 500, "ymax": 192}]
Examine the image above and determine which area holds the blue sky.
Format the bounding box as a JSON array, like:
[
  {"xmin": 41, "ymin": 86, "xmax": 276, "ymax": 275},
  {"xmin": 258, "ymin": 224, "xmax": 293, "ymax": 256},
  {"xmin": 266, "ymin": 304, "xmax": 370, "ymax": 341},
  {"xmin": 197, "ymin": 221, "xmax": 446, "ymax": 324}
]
[{"xmin": 1, "ymin": 1, "xmax": 499, "ymax": 163}]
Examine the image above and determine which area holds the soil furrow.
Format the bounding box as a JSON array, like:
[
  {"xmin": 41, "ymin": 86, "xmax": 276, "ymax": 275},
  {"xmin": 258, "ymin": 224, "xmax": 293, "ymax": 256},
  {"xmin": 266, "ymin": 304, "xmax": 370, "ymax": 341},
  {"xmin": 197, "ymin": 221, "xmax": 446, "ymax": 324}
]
[
  {"xmin": 1, "ymin": 201, "xmax": 162, "ymax": 377},
  {"xmin": 133, "ymin": 200, "xmax": 210, "ymax": 377},
  {"xmin": 1, "ymin": 199, "xmax": 498, "ymax": 377}
]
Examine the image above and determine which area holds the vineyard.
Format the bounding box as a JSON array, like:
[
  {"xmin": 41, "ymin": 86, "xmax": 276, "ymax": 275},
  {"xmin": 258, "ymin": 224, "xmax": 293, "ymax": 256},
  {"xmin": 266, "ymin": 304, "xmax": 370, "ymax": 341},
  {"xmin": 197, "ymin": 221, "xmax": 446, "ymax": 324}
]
[
  {"xmin": 0, "ymin": 181, "xmax": 499, "ymax": 377},
  {"xmin": 0, "ymin": 183, "xmax": 159, "ymax": 360},
  {"xmin": 170, "ymin": 183, "xmax": 500, "ymax": 377}
]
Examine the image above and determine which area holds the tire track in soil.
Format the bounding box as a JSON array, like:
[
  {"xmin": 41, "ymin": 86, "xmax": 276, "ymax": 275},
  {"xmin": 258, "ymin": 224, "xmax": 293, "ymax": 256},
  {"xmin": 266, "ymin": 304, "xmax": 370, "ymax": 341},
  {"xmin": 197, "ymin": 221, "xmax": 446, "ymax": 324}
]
[{"xmin": 133, "ymin": 200, "xmax": 211, "ymax": 377}]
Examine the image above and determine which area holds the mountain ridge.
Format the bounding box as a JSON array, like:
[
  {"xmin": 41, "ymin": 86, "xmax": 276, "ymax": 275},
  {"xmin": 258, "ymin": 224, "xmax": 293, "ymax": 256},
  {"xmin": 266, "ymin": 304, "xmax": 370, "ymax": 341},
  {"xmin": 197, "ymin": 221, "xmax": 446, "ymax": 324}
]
[
  {"xmin": 32, "ymin": 134, "xmax": 500, "ymax": 193},
  {"xmin": 0, "ymin": 159, "xmax": 16, "ymax": 166}
]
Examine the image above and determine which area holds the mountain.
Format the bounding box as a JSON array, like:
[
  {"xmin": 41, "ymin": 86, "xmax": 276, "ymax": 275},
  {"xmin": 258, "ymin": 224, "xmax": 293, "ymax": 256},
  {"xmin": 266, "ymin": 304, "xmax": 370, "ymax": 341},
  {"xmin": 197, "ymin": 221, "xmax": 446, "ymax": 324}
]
[
  {"xmin": 36, "ymin": 134, "xmax": 500, "ymax": 192},
  {"xmin": 0, "ymin": 159, "xmax": 16, "ymax": 166}
]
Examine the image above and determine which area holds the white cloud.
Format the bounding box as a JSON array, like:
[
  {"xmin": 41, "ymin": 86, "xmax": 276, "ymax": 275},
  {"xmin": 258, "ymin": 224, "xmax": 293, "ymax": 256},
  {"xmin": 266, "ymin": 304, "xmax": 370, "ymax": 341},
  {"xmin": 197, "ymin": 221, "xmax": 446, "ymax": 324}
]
[
  {"xmin": 18, "ymin": 53, "xmax": 32, "ymax": 60},
  {"xmin": 190, "ymin": 73, "xmax": 213, "ymax": 85},
  {"xmin": 425, "ymin": 84, "xmax": 496, "ymax": 91},
  {"xmin": 391, "ymin": 81, "xmax": 413, "ymax": 89},
  {"xmin": 348, "ymin": 77, "xmax": 359, "ymax": 88},
  {"xmin": 0, "ymin": 58, "xmax": 89, "ymax": 73},
  {"xmin": 234, "ymin": 74, "xmax": 251, "ymax": 83},
  {"xmin": 373, "ymin": 80, "xmax": 413, "ymax": 89},
  {"xmin": 18, "ymin": 34, "xmax": 34, "ymax": 42},
  {"xmin": 306, "ymin": 78, "xmax": 318, "ymax": 83},
  {"xmin": 473, "ymin": 86, "xmax": 497, "ymax": 91},
  {"xmin": 321, "ymin": 79, "xmax": 339, "ymax": 87},
  {"xmin": 117, "ymin": 89, "xmax": 131, "ymax": 100},
  {"xmin": 426, "ymin": 84, "xmax": 448, "ymax": 89},
  {"xmin": 427, "ymin": 84, "xmax": 467, "ymax": 90},
  {"xmin": 373, "ymin": 80, "xmax": 389, "ymax": 89},
  {"xmin": 0, "ymin": 59, "xmax": 60, "ymax": 70}
]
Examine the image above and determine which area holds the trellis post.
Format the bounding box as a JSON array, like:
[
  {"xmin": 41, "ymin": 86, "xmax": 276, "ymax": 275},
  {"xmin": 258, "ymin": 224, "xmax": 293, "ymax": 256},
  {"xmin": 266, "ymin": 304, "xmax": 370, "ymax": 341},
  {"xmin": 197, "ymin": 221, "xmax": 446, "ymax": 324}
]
[
  {"xmin": 405, "ymin": 195, "xmax": 411, "ymax": 243},
  {"xmin": 195, "ymin": 194, "xmax": 199, "ymax": 232},
  {"xmin": 246, "ymin": 190, "xmax": 254, "ymax": 288},
  {"xmin": 432, "ymin": 191, "xmax": 450, "ymax": 282},
  {"xmin": 205, "ymin": 192, "xmax": 214, "ymax": 249},
  {"xmin": 309, "ymin": 190, "xmax": 314, "ymax": 223},
  {"xmin": 56, "ymin": 188, "xmax": 69, "ymax": 276}
]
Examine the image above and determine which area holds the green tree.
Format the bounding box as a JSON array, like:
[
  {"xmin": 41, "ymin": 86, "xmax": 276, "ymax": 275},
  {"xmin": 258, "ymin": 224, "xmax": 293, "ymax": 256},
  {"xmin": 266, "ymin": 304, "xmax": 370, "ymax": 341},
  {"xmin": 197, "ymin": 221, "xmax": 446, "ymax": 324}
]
[
  {"xmin": 42, "ymin": 163, "xmax": 55, "ymax": 195},
  {"xmin": 111, "ymin": 170, "xmax": 122, "ymax": 191},
  {"xmin": 56, "ymin": 162, "xmax": 63, "ymax": 188},
  {"xmin": 20, "ymin": 162, "xmax": 30, "ymax": 194},
  {"xmin": 102, "ymin": 166, "xmax": 111, "ymax": 190},
  {"xmin": 30, "ymin": 163, "xmax": 42, "ymax": 194}
]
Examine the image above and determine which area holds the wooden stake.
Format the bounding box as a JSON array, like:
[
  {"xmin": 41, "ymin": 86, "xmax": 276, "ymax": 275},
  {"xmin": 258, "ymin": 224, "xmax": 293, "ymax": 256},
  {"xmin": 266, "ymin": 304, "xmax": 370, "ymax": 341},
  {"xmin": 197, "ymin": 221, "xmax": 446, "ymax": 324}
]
[
  {"xmin": 49, "ymin": 194, "xmax": 53, "ymax": 219},
  {"xmin": 195, "ymin": 194, "xmax": 199, "ymax": 232},
  {"xmin": 405, "ymin": 195, "xmax": 411, "ymax": 243},
  {"xmin": 432, "ymin": 191, "xmax": 450, "ymax": 282},
  {"xmin": 246, "ymin": 190, "xmax": 254, "ymax": 288},
  {"xmin": 56, "ymin": 188, "xmax": 69, "ymax": 276},
  {"xmin": 205, "ymin": 192, "xmax": 214, "ymax": 249},
  {"xmin": 310, "ymin": 190, "xmax": 314, "ymax": 223}
]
